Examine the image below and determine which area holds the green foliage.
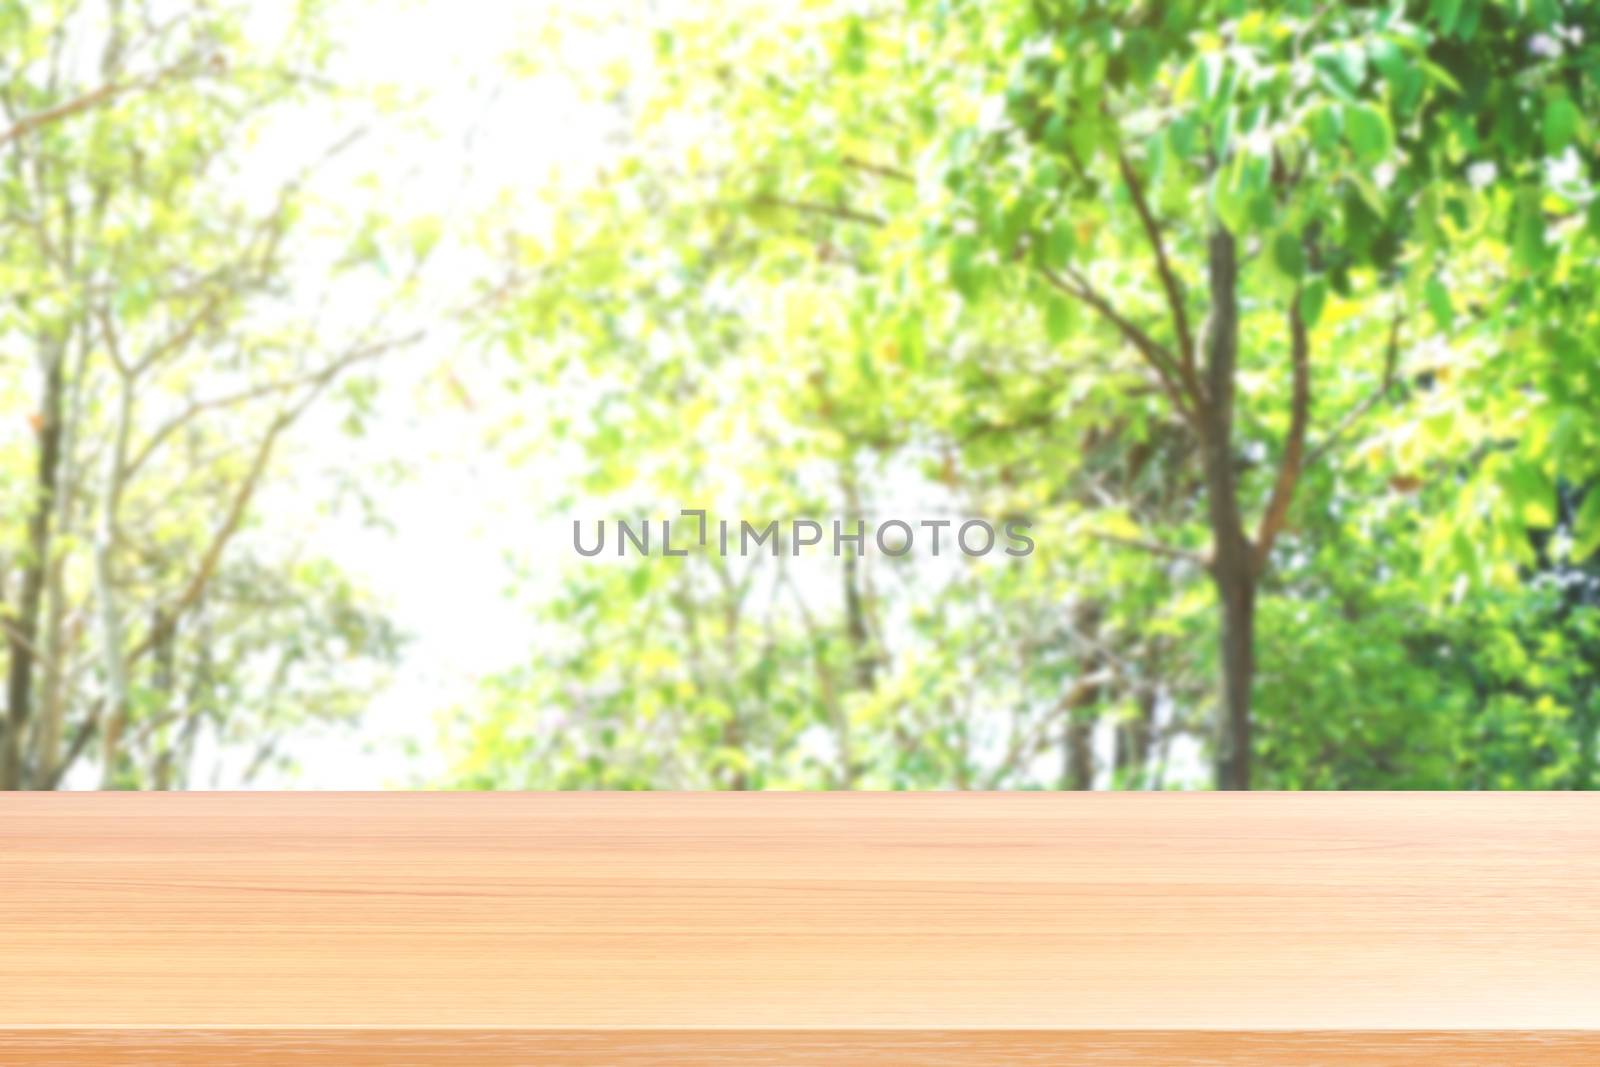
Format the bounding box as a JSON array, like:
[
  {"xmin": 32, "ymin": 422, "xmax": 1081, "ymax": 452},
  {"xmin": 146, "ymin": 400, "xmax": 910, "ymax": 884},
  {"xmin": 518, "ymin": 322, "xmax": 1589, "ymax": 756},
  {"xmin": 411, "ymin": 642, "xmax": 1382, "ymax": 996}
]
[
  {"xmin": 10, "ymin": 0, "xmax": 1597, "ymax": 791},
  {"xmin": 437, "ymin": 0, "xmax": 1600, "ymax": 792},
  {"xmin": 0, "ymin": 0, "xmax": 409, "ymax": 788}
]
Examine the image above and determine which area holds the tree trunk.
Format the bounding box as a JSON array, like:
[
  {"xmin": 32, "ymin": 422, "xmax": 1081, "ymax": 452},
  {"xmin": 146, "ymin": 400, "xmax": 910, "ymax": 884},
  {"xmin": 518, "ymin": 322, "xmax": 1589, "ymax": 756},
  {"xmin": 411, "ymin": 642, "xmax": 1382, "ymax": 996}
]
[
  {"xmin": 95, "ymin": 378, "xmax": 135, "ymax": 788},
  {"xmin": 1062, "ymin": 715, "xmax": 1094, "ymax": 790},
  {"xmin": 1200, "ymin": 227, "xmax": 1253, "ymax": 791},
  {"xmin": 2, "ymin": 346, "xmax": 66, "ymax": 790},
  {"xmin": 1115, "ymin": 678, "xmax": 1158, "ymax": 787},
  {"xmin": 1059, "ymin": 601, "xmax": 1106, "ymax": 790},
  {"xmin": 34, "ymin": 328, "xmax": 92, "ymax": 787},
  {"xmin": 1210, "ymin": 562, "xmax": 1255, "ymax": 791}
]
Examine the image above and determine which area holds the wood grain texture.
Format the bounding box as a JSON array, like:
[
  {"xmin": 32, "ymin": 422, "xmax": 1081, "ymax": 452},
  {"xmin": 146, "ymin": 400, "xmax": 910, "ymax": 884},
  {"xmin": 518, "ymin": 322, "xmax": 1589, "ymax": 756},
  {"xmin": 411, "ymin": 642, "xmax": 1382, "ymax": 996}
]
[
  {"xmin": 5, "ymin": 1030, "xmax": 1600, "ymax": 1066},
  {"xmin": 2, "ymin": 792, "xmax": 1597, "ymax": 1064}
]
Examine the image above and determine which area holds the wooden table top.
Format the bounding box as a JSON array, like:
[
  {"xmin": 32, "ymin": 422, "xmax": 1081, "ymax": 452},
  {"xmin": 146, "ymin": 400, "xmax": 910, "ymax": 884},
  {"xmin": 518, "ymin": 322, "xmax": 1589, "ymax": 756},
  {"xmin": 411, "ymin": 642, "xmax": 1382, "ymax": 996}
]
[{"xmin": 2, "ymin": 792, "xmax": 1597, "ymax": 1064}]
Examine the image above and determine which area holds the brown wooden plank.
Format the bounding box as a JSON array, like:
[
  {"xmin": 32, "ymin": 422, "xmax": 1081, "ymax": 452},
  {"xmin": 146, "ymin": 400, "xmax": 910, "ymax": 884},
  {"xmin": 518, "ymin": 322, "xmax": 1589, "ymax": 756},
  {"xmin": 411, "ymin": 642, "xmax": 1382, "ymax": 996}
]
[
  {"xmin": 1, "ymin": 793, "xmax": 1597, "ymax": 1063},
  {"xmin": 2, "ymin": 1030, "xmax": 1600, "ymax": 1066}
]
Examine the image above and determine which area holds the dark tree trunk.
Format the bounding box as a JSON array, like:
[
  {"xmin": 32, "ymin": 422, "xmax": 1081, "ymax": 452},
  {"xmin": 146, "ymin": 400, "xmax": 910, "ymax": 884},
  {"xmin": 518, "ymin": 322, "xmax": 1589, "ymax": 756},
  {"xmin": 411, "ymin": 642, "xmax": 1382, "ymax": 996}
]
[
  {"xmin": 2, "ymin": 348, "xmax": 66, "ymax": 790},
  {"xmin": 1115, "ymin": 681, "xmax": 1158, "ymax": 786},
  {"xmin": 1210, "ymin": 562, "xmax": 1255, "ymax": 791},
  {"xmin": 1063, "ymin": 714, "xmax": 1094, "ymax": 790},
  {"xmin": 1199, "ymin": 227, "xmax": 1254, "ymax": 791}
]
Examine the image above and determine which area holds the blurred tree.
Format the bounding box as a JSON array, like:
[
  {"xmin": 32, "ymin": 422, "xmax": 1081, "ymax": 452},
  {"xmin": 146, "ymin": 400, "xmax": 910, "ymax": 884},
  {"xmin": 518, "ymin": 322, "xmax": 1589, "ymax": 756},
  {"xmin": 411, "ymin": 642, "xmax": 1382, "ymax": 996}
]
[
  {"xmin": 441, "ymin": 0, "xmax": 1600, "ymax": 791},
  {"xmin": 0, "ymin": 0, "xmax": 414, "ymax": 788}
]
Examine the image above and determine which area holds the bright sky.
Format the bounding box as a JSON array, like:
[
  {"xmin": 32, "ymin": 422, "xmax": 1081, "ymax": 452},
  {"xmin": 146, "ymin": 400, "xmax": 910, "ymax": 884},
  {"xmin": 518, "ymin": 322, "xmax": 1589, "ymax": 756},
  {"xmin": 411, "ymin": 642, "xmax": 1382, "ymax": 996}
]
[{"xmin": 209, "ymin": 0, "xmax": 615, "ymax": 787}]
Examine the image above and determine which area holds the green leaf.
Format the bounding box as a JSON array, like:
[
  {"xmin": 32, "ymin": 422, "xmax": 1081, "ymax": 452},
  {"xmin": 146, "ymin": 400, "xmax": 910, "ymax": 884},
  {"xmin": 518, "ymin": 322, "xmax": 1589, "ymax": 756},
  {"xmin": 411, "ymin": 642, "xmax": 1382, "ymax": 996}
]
[
  {"xmin": 1211, "ymin": 167, "xmax": 1249, "ymax": 233},
  {"xmin": 1167, "ymin": 114, "xmax": 1200, "ymax": 160},
  {"xmin": 1512, "ymin": 186, "xmax": 1548, "ymax": 270},
  {"xmin": 897, "ymin": 314, "xmax": 926, "ymax": 369},
  {"xmin": 1174, "ymin": 54, "xmax": 1209, "ymax": 106},
  {"xmin": 1314, "ymin": 43, "xmax": 1367, "ymax": 96},
  {"xmin": 999, "ymin": 193, "xmax": 1035, "ymax": 253},
  {"xmin": 1043, "ymin": 293, "xmax": 1073, "ymax": 343},
  {"xmin": 1574, "ymin": 490, "xmax": 1600, "ymax": 560},
  {"xmin": 1300, "ymin": 278, "xmax": 1328, "ymax": 326},
  {"xmin": 1431, "ymin": 0, "xmax": 1463, "ymax": 34},
  {"xmin": 1543, "ymin": 95, "xmax": 1580, "ymax": 154},
  {"xmin": 1502, "ymin": 461, "xmax": 1556, "ymax": 528},
  {"xmin": 1272, "ymin": 232, "xmax": 1306, "ymax": 279},
  {"xmin": 1332, "ymin": 43, "xmax": 1367, "ymax": 90},
  {"xmin": 1345, "ymin": 104, "xmax": 1394, "ymax": 165},
  {"xmin": 838, "ymin": 17, "xmax": 869, "ymax": 75},
  {"xmin": 1069, "ymin": 114, "xmax": 1101, "ymax": 163},
  {"xmin": 1418, "ymin": 60, "xmax": 1462, "ymax": 95},
  {"xmin": 1308, "ymin": 103, "xmax": 1343, "ymax": 153},
  {"xmin": 1424, "ymin": 276, "xmax": 1453, "ymax": 332},
  {"xmin": 948, "ymin": 234, "xmax": 982, "ymax": 299},
  {"xmin": 1206, "ymin": 55, "xmax": 1237, "ymax": 112},
  {"xmin": 1037, "ymin": 218, "xmax": 1075, "ymax": 270}
]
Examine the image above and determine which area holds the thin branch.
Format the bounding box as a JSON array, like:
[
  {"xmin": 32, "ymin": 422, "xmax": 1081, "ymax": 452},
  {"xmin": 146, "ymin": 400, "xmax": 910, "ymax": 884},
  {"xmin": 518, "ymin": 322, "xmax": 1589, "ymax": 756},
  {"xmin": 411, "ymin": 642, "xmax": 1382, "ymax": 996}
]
[
  {"xmin": 0, "ymin": 82, "xmax": 127, "ymax": 145},
  {"xmin": 38, "ymin": 699, "xmax": 102, "ymax": 790},
  {"xmin": 123, "ymin": 331, "xmax": 415, "ymax": 480},
  {"xmin": 122, "ymin": 407, "xmax": 288, "ymax": 668},
  {"xmin": 1039, "ymin": 265, "xmax": 1198, "ymax": 426},
  {"xmin": 1089, "ymin": 529, "xmax": 1208, "ymax": 566},
  {"xmin": 750, "ymin": 195, "xmax": 887, "ymax": 227},
  {"xmin": 123, "ymin": 329, "xmax": 422, "ymax": 664},
  {"xmin": 131, "ymin": 287, "xmax": 227, "ymax": 377},
  {"xmin": 1303, "ymin": 310, "xmax": 1403, "ymax": 471},
  {"xmin": 1253, "ymin": 292, "xmax": 1312, "ymax": 573},
  {"xmin": 98, "ymin": 305, "xmax": 132, "ymax": 378},
  {"xmin": 841, "ymin": 155, "xmax": 914, "ymax": 184},
  {"xmin": 0, "ymin": 57, "xmax": 202, "ymax": 147},
  {"xmin": 1117, "ymin": 151, "xmax": 1199, "ymax": 394},
  {"xmin": 956, "ymin": 406, "xmax": 1062, "ymax": 443}
]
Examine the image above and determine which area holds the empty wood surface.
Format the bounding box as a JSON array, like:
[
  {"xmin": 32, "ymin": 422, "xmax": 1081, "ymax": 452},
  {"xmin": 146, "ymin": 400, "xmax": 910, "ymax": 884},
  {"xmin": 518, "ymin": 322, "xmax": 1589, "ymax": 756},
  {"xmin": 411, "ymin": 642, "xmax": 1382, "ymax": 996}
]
[
  {"xmin": 7, "ymin": 1030, "xmax": 1600, "ymax": 1066},
  {"xmin": 1, "ymin": 792, "xmax": 1598, "ymax": 1064}
]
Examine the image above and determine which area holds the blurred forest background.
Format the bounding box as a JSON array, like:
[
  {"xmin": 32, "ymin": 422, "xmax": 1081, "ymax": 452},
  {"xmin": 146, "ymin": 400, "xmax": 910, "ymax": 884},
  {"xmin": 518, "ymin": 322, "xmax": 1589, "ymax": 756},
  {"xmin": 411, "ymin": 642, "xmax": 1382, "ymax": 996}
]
[{"xmin": 2, "ymin": 0, "xmax": 1598, "ymax": 791}]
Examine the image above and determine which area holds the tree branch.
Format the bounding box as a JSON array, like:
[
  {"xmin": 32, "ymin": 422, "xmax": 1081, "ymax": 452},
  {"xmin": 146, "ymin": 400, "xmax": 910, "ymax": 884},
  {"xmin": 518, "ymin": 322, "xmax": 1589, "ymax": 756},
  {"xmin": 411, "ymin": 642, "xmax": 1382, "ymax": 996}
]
[
  {"xmin": 122, "ymin": 329, "xmax": 421, "ymax": 665},
  {"xmin": 1117, "ymin": 151, "xmax": 1199, "ymax": 395},
  {"xmin": 1253, "ymin": 292, "xmax": 1311, "ymax": 573},
  {"xmin": 122, "ymin": 331, "xmax": 415, "ymax": 481},
  {"xmin": 1089, "ymin": 529, "xmax": 1208, "ymax": 566},
  {"xmin": 0, "ymin": 57, "xmax": 203, "ymax": 147},
  {"xmin": 122, "ymin": 408, "xmax": 288, "ymax": 669},
  {"xmin": 38, "ymin": 699, "xmax": 102, "ymax": 791},
  {"xmin": 131, "ymin": 287, "xmax": 228, "ymax": 377},
  {"xmin": 841, "ymin": 155, "xmax": 914, "ymax": 184},
  {"xmin": 750, "ymin": 195, "xmax": 887, "ymax": 227},
  {"xmin": 1303, "ymin": 310, "xmax": 1403, "ymax": 471},
  {"xmin": 1039, "ymin": 265, "xmax": 1198, "ymax": 426}
]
